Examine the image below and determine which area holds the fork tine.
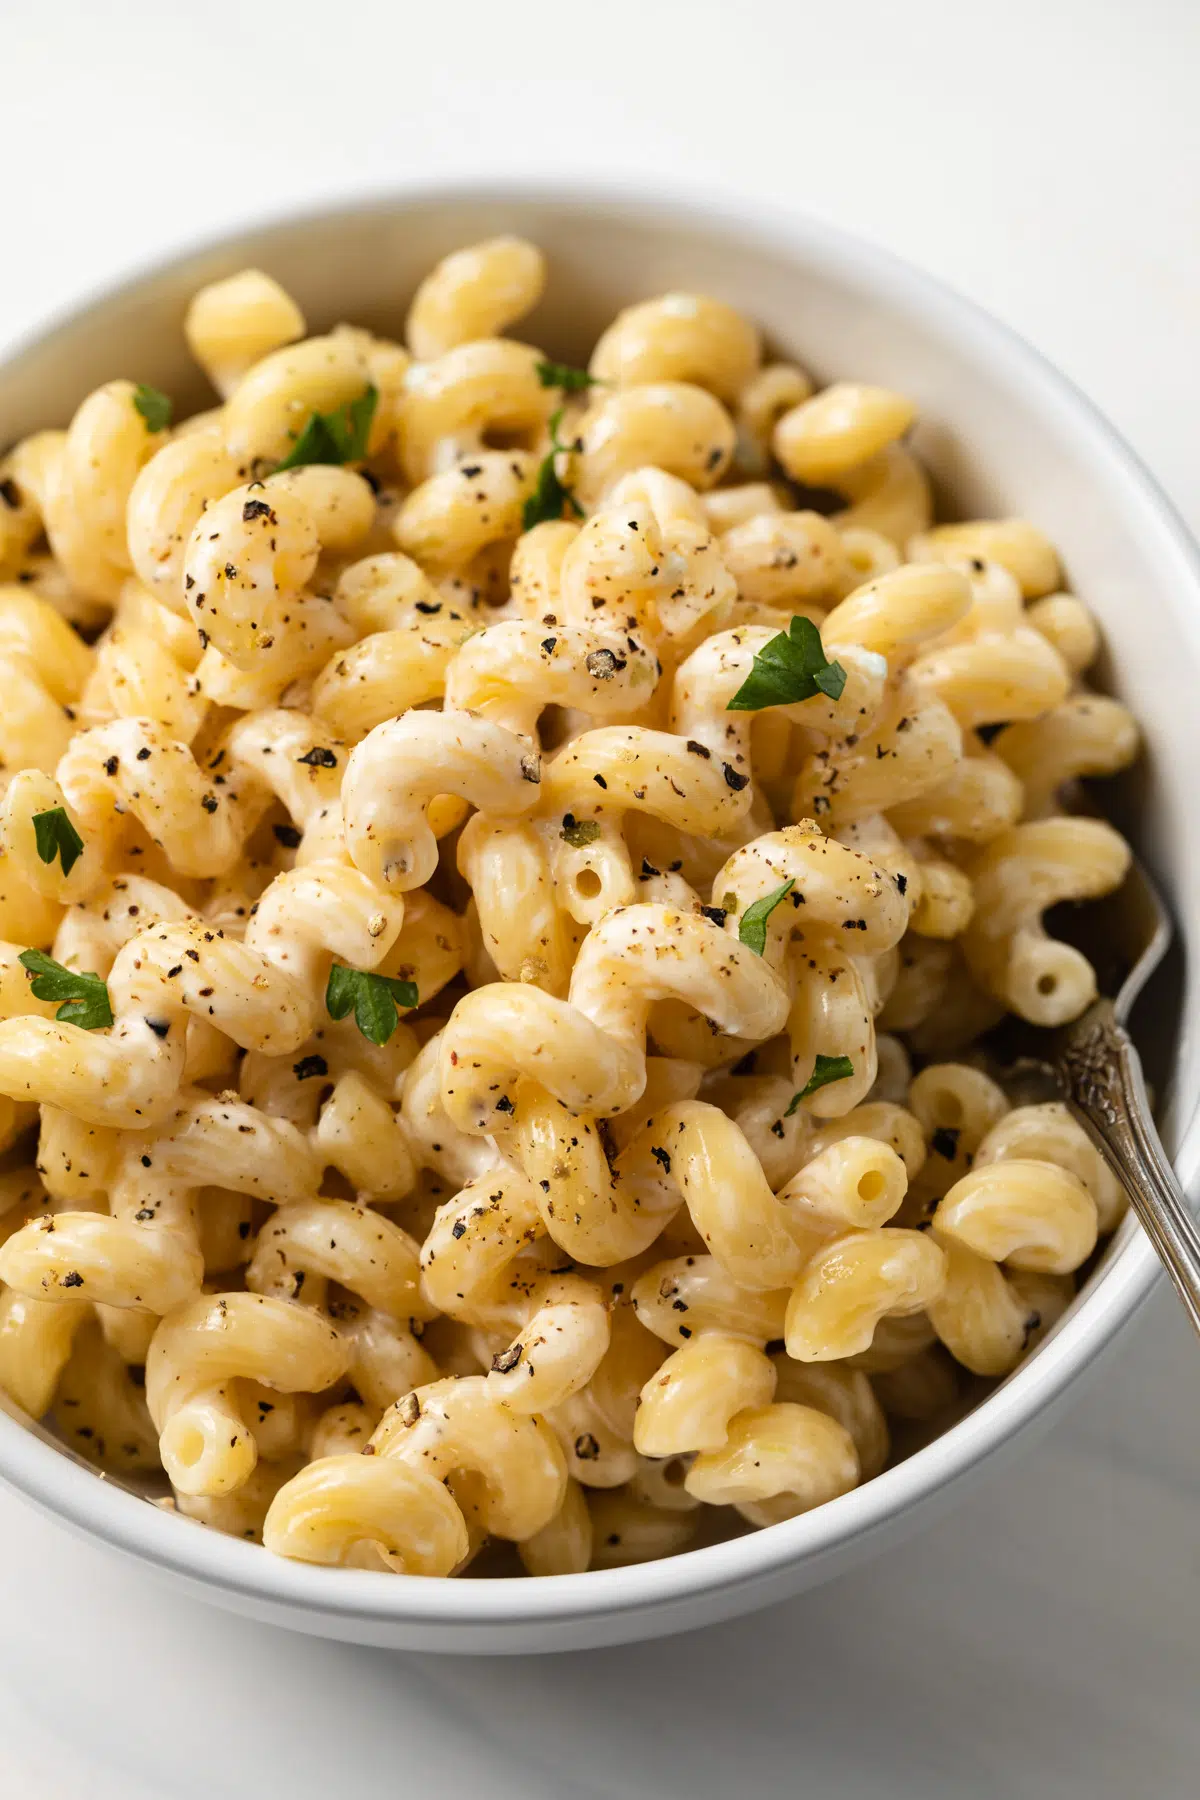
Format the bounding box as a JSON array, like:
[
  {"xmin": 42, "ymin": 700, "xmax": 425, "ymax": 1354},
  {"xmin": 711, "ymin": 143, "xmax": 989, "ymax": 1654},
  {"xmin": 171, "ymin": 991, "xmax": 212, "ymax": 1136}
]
[{"xmin": 1113, "ymin": 857, "xmax": 1173, "ymax": 1022}]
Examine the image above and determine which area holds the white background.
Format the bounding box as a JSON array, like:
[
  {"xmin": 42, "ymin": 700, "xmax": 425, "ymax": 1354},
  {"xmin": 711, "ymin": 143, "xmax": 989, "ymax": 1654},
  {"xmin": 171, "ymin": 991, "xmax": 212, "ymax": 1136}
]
[{"xmin": 2, "ymin": 1, "xmax": 1199, "ymax": 1793}]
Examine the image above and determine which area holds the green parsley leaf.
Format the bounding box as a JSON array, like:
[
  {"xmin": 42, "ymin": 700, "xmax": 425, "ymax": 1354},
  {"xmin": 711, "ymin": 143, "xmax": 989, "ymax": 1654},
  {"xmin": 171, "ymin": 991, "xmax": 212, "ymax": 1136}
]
[
  {"xmin": 784, "ymin": 1054, "xmax": 856, "ymax": 1115},
  {"xmin": 133, "ymin": 384, "xmax": 173, "ymax": 433},
  {"xmin": 727, "ymin": 614, "xmax": 847, "ymax": 712},
  {"xmin": 325, "ymin": 962, "xmax": 418, "ymax": 1046},
  {"xmin": 737, "ymin": 878, "xmax": 795, "ymax": 955},
  {"xmin": 32, "ymin": 807, "xmax": 84, "ymax": 877},
  {"xmin": 523, "ymin": 408, "xmax": 585, "ymax": 531},
  {"xmin": 560, "ymin": 816, "xmax": 602, "ymax": 848},
  {"xmin": 19, "ymin": 949, "xmax": 113, "ymax": 1031},
  {"xmin": 534, "ymin": 359, "xmax": 602, "ymax": 393},
  {"xmin": 275, "ymin": 385, "xmax": 379, "ymax": 471}
]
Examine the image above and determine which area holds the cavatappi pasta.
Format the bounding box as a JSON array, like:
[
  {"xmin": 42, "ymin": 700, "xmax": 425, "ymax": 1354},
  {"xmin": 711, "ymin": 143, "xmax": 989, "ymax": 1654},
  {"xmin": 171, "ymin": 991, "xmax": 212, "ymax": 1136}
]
[{"xmin": 0, "ymin": 239, "xmax": 1141, "ymax": 1578}]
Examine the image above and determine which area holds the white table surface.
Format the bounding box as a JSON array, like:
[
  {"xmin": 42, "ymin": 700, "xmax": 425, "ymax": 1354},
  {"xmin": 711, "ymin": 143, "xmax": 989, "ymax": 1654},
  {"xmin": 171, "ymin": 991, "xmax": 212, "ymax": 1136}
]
[{"xmin": 3, "ymin": 1, "xmax": 1199, "ymax": 1792}]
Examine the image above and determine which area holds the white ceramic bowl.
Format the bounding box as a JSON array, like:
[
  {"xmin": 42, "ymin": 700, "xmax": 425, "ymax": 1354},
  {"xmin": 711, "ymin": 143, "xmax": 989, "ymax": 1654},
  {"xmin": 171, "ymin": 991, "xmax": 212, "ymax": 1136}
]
[{"xmin": 2, "ymin": 183, "xmax": 1198, "ymax": 1655}]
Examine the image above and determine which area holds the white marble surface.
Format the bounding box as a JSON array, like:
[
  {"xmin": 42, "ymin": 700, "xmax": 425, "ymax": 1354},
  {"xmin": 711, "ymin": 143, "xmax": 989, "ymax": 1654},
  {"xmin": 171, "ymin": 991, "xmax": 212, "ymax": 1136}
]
[{"xmin": 2, "ymin": 0, "xmax": 1199, "ymax": 1792}]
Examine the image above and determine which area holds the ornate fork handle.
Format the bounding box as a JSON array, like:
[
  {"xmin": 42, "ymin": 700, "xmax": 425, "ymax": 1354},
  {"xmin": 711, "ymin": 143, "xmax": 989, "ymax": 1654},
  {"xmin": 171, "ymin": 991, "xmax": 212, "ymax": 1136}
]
[{"xmin": 1058, "ymin": 1001, "xmax": 1200, "ymax": 1338}]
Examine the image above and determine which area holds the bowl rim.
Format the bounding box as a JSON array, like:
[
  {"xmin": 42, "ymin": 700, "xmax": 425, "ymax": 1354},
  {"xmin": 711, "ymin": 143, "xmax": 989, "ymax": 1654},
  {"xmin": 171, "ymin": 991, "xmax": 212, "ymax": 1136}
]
[{"xmin": 1, "ymin": 173, "xmax": 1197, "ymax": 1631}]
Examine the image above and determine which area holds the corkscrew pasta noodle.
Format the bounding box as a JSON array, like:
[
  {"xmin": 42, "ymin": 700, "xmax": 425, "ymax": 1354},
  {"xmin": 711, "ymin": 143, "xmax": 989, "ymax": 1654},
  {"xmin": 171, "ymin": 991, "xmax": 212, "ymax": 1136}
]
[{"xmin": 0, "ymin": 235, "xmax": 1142, "ymax": 1577}]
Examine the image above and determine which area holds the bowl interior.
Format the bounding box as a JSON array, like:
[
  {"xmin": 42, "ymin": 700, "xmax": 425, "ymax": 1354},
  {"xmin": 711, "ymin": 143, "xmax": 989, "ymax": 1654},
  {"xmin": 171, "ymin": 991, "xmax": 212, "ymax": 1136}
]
[{"xmin": 2, "ymin": 186, "xmax": 1197, "ymax": 1638}]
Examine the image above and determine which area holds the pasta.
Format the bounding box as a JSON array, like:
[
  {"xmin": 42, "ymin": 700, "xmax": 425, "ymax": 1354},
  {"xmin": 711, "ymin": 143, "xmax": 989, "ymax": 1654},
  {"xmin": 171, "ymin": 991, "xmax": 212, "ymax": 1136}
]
[{"xmin": 0, "ymin": 235, "xmax": 1142, "ymax": 1578}]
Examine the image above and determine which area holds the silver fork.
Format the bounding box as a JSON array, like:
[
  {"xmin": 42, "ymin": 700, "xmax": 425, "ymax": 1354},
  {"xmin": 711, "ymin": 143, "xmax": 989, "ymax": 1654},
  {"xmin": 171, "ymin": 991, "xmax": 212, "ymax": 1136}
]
[{"xmin": 1013, "ymin": 857, "xmax": 1200, "ymax": 1337}]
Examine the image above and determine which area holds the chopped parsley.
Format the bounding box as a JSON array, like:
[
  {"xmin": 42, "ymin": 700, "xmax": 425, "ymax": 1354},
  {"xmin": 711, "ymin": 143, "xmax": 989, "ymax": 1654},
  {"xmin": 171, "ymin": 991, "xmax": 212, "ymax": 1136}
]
[
  {"xmin": 534, "ymin": 359, "xmax": 602, "ymax": 393},
  {"xmin": 31, "ymin": 807, "xmax": 84, "ymax": 877},
  {"xmin": 132, "ymin": 384, "xmax": 173, "ymax": 433},
  {"xmin": 325, "ymin": 963, "xmax": 418, "ymax": 1046},
  {"xmin": 737, "ymin": 879, "xmax": 795, "ymax": 955},
  {"xmin": 560, "ymin": 814, "xmax": 601, "ymax": 848},
  {"xmin": 727, "ymin": 614, "xmax": 847, "ymax": 712},
  {"xmin": 523, "ymin": 408, "xmax": 584, "ymax": 530},
  {"xmin": 276, "ymin": 385, "xmax": 378, "ymax": 471},
  {"xmin": 784, "ymin": 1054, "xmax": 855, "ymax": 1114},
  {"xmin": 19, "ymin": 950, "xmax": 113, "ymax": 1031}
]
